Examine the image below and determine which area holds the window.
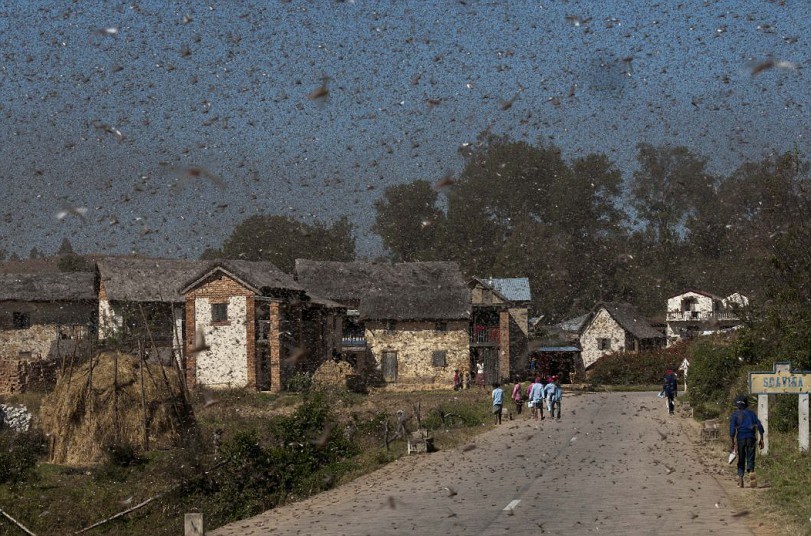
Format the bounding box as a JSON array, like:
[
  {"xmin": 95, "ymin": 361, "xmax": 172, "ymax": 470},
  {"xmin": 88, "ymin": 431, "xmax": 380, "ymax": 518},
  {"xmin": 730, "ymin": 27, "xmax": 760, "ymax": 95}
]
[
  {"xmin": 597, "ymin": 338, "xmax": 611, "ymax": 351},
  {"xmin": 432, "ymin": 350, "xmax": 447, "ymax": 367},
  {"xmin": 211, "ymin": 303, "xmax": 228, "ymax": 323},
  {"xmin": 12, "ymin": 312, "xmax": 30, "ymax": 329},
  {"xmin": 434, "ymin": 322, "xmax": 447, "ymax": 332}
]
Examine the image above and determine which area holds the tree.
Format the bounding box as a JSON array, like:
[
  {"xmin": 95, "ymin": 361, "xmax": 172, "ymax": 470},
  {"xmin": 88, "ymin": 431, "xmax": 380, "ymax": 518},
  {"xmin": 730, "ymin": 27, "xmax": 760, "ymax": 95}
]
[
  {"xmin": 57, "ymin": 238, "xmax": 75, "ymax": 256},
  {"xmin": 29, "ymin": 247, "xmax": 40, "ymax": 259},
  {"xmin": 372, "ymin": 180, "xmax": 444, "ymax": 261},
  {"xmin": 629, "ymin": 144, "xmax": 715, "ymax": 247},
  {"xmin": 211, "ymin": 215, "xmax": 356, "ymax": 272}
]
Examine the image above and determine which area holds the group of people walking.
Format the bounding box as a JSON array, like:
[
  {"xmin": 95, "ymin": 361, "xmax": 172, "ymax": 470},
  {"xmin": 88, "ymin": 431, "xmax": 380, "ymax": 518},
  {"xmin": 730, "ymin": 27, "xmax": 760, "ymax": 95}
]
[{"xmin": 490, "ymin": 376, "xmax": 563, "ymax": 425}]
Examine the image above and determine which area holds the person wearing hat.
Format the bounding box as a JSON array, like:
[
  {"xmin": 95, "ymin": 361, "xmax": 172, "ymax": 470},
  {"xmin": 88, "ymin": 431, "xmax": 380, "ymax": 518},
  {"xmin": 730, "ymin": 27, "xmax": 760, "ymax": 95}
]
[
  {"xmin": 729, "ymin": 395, "xmax": 765, "ymax": 488},
  {"xmin": 662, "ymin": 369, "xmax": 678, "ymax": 415}
]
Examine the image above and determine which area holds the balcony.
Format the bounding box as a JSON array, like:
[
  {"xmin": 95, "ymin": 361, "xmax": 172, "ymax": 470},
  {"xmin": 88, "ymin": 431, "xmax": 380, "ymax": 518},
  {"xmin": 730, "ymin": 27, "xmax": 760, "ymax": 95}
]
[
  {"xmin": 470, "ymin": 325, "xmax": 500, "ymax": 345},
  {"xmin": 341, "ymin": 335, "xmax": 367, "ymax": 347},
  {"xmin": 666, "ymin": 310, "xmax": 740, "ymax": 322}
]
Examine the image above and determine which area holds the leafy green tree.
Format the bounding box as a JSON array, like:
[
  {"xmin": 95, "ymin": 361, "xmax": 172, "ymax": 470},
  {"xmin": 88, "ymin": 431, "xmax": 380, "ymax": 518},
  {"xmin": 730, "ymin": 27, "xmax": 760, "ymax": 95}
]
[
  {"xmin": 210, "ymin": 215, "xmax": 356, "ymax": 272},
  {"xmin": 371, "ymin": 180, "xmax": 444, "ymax": 261},
  {"xmin": 630, "ymin": 144, "xmax": 715, "ymax": 247}
]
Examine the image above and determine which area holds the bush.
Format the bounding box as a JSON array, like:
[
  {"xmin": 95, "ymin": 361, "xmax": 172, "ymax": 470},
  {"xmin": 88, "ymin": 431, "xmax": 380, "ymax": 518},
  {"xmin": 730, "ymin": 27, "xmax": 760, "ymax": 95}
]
[
  {"xmin": 588, "ymin": 344, "xmax": 685, "ymax": 385},
  {"xmin": 285, "ymin": 372, "xmax": 312, "ymax": 393},
  {"xmin": 686, "ymin": 338, "xmax": 742, "ymax": 419},
  {"xmin": 0, "ymin": 429, "xmax": 47, "ymax": 484},
  {"xmin": 179, "ymin": 392, "xmax": 358, "ymax": 527}
]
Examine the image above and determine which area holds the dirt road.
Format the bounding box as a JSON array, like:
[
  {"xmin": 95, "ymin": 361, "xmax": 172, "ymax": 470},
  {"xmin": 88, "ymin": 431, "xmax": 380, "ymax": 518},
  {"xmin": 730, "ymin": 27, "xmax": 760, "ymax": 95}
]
[{"xmin": 212, "ymin": 391, "xmax": 753, "ymax": 535}]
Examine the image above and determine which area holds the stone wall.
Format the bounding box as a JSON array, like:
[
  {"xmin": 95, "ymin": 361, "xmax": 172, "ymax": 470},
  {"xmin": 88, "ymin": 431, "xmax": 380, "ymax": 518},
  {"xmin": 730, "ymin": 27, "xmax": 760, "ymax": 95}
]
[
  {"xmin": 365, "ymin": 320, "xmax": 468, "ymax": 387},
  {"xmin": 580, "ymin": 308, "xmax": 626, "ymax": 369},
  {"xmin": 0, "ymin": 323, "xmax": 89, "ymax": 361}
]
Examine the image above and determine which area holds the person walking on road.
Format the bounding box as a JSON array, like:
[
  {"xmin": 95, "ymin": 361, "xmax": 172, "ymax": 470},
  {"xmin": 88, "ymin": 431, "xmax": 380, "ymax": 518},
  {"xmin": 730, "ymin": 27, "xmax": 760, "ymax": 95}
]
[
  {"xmin": 662, "ymin": 369, "xmax": 678, "ymax": 415},
  {"xmin": 511, "ymin": 378, "xmax": 523, "ymax": 416},
  {"xmin": 730, "ymin": 394, "xmax": 765, "ymax": 488},
  {"xmin": 543, "ymin": 375, "xmax": 563, "ymax": 420},
  {"xmin": 528, "ymin": 377, "xmax": 544, "ymax": 420},
  {"xmin": 492, "ymin": 382, "xmax": 504, "ymax": 425}
]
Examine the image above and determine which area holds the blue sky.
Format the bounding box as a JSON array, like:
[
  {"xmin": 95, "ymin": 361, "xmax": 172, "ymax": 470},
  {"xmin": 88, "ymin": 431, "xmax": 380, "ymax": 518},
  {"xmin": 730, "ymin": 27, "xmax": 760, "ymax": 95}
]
[{"xmin": 0, "ymin": 0, "xmax": 807, "ymax": 260}]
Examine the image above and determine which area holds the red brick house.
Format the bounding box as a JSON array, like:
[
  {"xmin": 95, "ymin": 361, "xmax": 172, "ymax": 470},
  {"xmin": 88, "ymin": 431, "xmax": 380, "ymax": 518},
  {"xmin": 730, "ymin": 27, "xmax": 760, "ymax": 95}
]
[{"xmin": 181, "ymin": 260, "xmax": 343, "ymax": 391}]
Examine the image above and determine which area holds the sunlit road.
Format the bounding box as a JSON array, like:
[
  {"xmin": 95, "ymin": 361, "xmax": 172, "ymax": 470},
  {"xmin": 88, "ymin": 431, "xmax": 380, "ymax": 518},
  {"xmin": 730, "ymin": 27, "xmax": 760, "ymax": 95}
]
[{"xmin": 212, "ymin": 392, "xmax": 752, "ymax": 535}]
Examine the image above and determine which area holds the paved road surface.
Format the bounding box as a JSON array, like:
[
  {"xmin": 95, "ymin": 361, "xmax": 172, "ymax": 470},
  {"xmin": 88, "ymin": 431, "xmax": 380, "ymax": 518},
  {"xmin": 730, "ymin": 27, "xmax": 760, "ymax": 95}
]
[{"xmin": 212, "ymin": 392, "xmax": 752, "ymax": 535}]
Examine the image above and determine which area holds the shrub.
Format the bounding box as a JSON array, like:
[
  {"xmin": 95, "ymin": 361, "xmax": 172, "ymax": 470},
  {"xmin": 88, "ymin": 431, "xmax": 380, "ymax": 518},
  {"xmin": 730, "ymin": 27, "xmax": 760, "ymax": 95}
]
[
  {"xmin": 285, "ymin": 372, "xmax": 312, "ymax": 393},
  {"xmin": 588, "ymin": 344, "xmax": 685, "ymax": 385},
  {"xmin": 179, "ymin": 392, "xmax": 358, "ymax": 527},
  {"xmin": 0, "ymin": 429, "xmax": 47, "ymax": 484},
  {"xmin": 686, "ymin": 338, "xmax": 742, "ymax": 419}
]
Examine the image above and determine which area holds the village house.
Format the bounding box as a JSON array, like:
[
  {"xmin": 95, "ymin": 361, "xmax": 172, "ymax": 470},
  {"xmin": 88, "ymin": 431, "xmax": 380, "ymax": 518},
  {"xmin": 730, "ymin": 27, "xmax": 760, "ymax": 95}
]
[
  {"xmin": 181, "ymin": 260, "xmax": 343, "ymax": 391},
  {"xmin": 665, "ymin": 290, "xmax": 749, "ymax": 345},
  {"xmin": 0, "ymin": 272, "xmax": 96, "ymax": 393},
  {"xmin": 579, "ymin": 302, "xmax": 667, "ymax": 370},
  {"xmin": 95, "ymin": 257, "xmax": 206, "ymax": 356},
  {"xmin": 468, "ymin": 277, "xmax": 531, "ymax": 384},
  {"xmin": 295, "ymin": 260, "xmax": 471, "ymax": 388}
]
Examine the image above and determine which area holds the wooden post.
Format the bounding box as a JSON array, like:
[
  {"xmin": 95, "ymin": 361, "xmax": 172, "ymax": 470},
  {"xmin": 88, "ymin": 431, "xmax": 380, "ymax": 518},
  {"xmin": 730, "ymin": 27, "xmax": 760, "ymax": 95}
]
[
  {"xmin": 138, "ymin": 340, "xmax": 149, "ymax": 451},
  {"xmin": 800, "ymin": 393, "xmax": 809, "ymax": 453},
  {"xmin": 184, "ymin": 513, "xmax": 204, "ymax": 536},
  {"xmin": 758, "ymin": 394, "xmax": 769, "ymax": 455}
]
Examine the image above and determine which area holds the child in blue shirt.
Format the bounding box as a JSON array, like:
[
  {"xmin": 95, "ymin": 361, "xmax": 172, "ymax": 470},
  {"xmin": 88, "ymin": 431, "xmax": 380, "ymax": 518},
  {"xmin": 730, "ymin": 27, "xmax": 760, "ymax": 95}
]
[{"xmin": 492, "ymin": 382, "xmax": 504, "ymax": 425}]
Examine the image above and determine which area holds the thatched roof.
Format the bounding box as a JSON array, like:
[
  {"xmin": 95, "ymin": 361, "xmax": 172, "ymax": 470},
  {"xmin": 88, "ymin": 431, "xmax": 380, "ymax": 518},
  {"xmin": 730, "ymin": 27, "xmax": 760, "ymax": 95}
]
[
  {"xmin": 97, "ymin": 257, "xmax": 207, "ymax": 303},
  {"xmin": 295, "ymin": 260, "xmax": 470, "ymax": 320},
  {"xmin": 594, "ymin": 302, "xmax": 665, "ymax": 340},
  {"xmin": 181, "ymin": 260, "xmax": 304, "ymax": 296},
  {"xmin": 0, "ymin": 272, "xmax": 96, "ymax": 302},
  {"xmin": 360, "ymin": 286, "xmax": 471, "ymax": 321}
]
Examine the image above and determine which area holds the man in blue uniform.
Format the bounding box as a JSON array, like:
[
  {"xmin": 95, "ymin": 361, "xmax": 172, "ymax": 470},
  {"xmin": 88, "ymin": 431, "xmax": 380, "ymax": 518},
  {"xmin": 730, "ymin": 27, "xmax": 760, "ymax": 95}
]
[
  {"xmin": 729, "ymin": 395, "xmax": 765, "ymax": 488},
  {"xmin": 662, "ymin": 369, "xmax": 678, "ymax": 415}
]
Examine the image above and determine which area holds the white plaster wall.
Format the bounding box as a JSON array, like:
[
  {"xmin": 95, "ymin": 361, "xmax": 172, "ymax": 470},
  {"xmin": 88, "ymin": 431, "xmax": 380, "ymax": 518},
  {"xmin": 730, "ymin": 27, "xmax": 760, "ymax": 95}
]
[
  {"xmin": 97, "ymin": 299, "xmax": 123, "ymax": 339},
  {"xmin": 723, "ymin": 293, "xmax": 749, "ymax": 308},
  {"xmin": 579, "ymin": 308, "xmax": 625, "ymax": 369},
  {"xmin": 195, "ymin": 296, "xmax": 248, "ymax": 388},
  {"xmin": 667, "ymin": 292, "xmax": 714, "ymax": 316}
]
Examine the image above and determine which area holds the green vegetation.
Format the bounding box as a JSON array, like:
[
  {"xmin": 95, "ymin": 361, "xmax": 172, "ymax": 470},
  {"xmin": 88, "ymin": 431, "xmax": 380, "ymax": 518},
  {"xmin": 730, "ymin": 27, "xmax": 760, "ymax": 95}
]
[
  {"xmin": 0, "ymin": 388, "xmax": 493, "ymax": 535},
  {"xmin": 757, "ymin": 432, "xmax": 811, "ymax": 533},
  {"xmin": 588, "ymin": 344, "xmax": 685, "ymax": 386}
]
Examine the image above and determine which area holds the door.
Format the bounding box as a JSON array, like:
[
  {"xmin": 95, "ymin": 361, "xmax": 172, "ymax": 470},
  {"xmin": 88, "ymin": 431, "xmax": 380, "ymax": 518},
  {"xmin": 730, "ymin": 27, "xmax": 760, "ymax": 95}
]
[
  {"xmin": 483, "ymin": 347, "xmax": 499, "ymax": 385},
  {"xmin": 382, "ymin": 351, "xmax": 398, "ymax": 382}
]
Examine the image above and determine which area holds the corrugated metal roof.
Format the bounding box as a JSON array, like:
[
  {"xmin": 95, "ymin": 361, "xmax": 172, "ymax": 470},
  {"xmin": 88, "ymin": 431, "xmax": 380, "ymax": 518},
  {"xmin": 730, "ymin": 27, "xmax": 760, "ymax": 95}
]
[
  {"xmin": 555, "ymin": 313, "xmax": 591, "ymax": 333},
  {"xmin": 482, "ymin": 277, "xmax": 531, "ymax": 302}
]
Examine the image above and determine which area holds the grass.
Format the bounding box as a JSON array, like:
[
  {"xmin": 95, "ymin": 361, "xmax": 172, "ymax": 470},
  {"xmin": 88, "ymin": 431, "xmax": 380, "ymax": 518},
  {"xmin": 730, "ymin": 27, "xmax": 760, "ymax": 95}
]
[
  {"xmin": 758, "ymin": 431, "xmax": 811, "ymax": 535},
  {"xmin": 0, "ymin": 386, "xmax": 495, "ymax": 536}
]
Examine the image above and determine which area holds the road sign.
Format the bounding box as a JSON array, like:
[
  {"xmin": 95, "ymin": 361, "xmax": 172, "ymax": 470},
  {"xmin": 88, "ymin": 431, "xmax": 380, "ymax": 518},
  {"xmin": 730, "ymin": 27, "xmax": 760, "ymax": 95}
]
[
  {"xmin": 749, "ymin": 362, "xmax": 811, "ymax": 394},
  {"xmin": 748, "ymin": 362, "xmax": 810, "ymax": 453}
]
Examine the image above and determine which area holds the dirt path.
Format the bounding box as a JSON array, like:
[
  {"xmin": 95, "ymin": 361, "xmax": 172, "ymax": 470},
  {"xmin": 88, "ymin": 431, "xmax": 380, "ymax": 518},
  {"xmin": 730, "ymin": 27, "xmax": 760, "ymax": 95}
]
[{"xmin": 212, "ymin": 392, "xmax": 758, "ymax": 535}]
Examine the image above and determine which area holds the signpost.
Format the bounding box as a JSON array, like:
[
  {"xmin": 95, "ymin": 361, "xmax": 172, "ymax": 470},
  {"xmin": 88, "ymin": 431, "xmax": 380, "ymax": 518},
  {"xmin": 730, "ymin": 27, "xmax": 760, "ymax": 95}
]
[{"xmin": 749, "ymin": 362, "xmax": 811, "ymax": 454}]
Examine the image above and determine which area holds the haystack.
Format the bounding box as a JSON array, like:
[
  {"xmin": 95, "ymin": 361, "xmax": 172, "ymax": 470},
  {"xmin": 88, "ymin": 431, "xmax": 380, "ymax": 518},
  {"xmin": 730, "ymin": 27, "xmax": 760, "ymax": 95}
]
[
  {"xmin": 40, "ymin": 351, "xmax": 195, "ymax": 465},
  {"xmin": 312, "ymin": 360, "xmax": 356, "ymax": 390}
]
